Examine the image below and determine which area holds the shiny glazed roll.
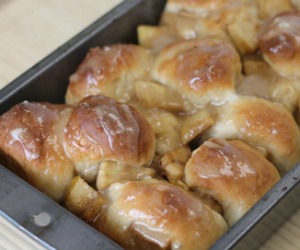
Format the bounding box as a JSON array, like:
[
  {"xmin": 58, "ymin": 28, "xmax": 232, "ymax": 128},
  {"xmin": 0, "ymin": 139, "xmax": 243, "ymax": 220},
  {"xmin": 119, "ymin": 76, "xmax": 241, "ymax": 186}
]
[
  {"xmin": 65, "ymin": 95, "xmax": 155, "ymax": 182},
  {"xmin": 95, "ymin": 179, "xmax": 228, "ymax": 250},
  {"xmin": 185, "ymin": 138, "xmax": 280, "ymax": 226},
  {"xmin": 0, "ymin": 102, "xmax": 74, "ymax": 201},
  {"xmin": 0, "ymin": 95, "xmax": 155, "ymax": 200},
  {"xmin": 151, "ymin": 38, "xmax": 241, "ymax": 107},
  {"xmin": 259, "ymin": 11, "xmax": 300, "ymax": 78},
  {"xmin": 160, "ymin": 0, "xmax": 260, "ymax": 54},
  {"xmin": 206, "ymin": 96, "xmax": 300, "ymax": 174},
  {"xmin": 65, "ymin": 44, "xmax": 153, "ymax": 105}
]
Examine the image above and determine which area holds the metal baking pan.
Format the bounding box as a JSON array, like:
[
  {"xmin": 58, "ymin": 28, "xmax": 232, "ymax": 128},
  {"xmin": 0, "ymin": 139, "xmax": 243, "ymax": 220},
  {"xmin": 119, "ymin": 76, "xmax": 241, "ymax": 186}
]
[{"xmin": 0, "ymin": 0, "xmax": 300, "ymax": 249}]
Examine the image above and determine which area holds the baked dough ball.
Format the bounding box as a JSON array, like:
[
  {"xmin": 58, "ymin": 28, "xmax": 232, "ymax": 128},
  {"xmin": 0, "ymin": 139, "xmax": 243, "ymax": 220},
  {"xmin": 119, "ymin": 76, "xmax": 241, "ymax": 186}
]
[
  {"xmin": 0, "ymin": 102, "xmax": 74, "ymax": 201},
  {"xmin": 206, "ymin": 96, "xmax": 300, "ymax": 174},
  {"xmin": 184, "ymin": 138, "xmax": 280, "ymax": 226},
  {"xmin": 259, "ymin": 11, "xmax": 300, "ymax": 78},
  {"xmin": 95, "ymin": 179, "xmax": 228, "ymax": 250},
  {"xmin": 64, "ymin": 95, "xmax": 155, "ymax": 182},
  {"xmin": 0, "ymin": 95, "xmax": 155, "ymax": 199},
  {"xmin": 65, "ymin": 44, "xmax": 153, "ymax": 105},
  {"xmin": 160, "ymin": 0, "xmax": 260, "ymax": 54},
  {"xmin": 152, "ymin": 38, "xmax": 241, "ymax": 107}
]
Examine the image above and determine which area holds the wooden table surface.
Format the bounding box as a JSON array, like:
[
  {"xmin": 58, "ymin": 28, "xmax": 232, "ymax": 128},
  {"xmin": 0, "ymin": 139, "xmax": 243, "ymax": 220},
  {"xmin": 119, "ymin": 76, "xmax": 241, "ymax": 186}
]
[{"xmin": 0, "ymin": 0, "xmax": 122, "ymax": 89}]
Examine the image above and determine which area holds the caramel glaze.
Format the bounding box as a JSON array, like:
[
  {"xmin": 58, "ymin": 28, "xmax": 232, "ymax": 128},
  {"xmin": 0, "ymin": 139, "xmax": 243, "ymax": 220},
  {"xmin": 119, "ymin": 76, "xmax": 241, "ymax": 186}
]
[
  {"xmin": 0, "ymin": 102, "xmax": 74, "ymax": 201},
  {"xmin": 152, "ymin": 38, "xmax": 241, "ymax": 107},
  {"xmin": 0, "ymin": 95, "xmax": 156, "ymax": 200},
  {"xmin": 95, "ymin": 179, "xmax": 228, "ymax": 250},
  {"xmin": 259, "ymin": 11, "xmax": 300, "ymax": 77},
  {"xmin": 65, "ymin": 95, "xmax": 155, "ymax": 182},
  {"xmin": 2, "ymin": 1, "xmax": 300, "ymax": 249},
  {"xmin": 206, "ymin": 96, "xmax": 300, "ymax": 174},
  {"xmin": 65, "ymin": 44, "xmax": 153, "ymax": 105},
  {"xmin": 160, "ymin": 0, "xmax": 260, "ymax": 54},
  {"xmin": 185, "ymin": 138, "xmax": 280, "ymax": 226}
]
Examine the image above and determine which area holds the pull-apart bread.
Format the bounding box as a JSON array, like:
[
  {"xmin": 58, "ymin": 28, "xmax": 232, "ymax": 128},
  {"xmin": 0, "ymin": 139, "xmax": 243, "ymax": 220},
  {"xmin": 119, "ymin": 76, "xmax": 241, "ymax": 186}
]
[
  {"xmin": 259, "ymin": 11, "xmax": 300, "ymax": 78},
  {"xmin": 65, "ymin": 44, "xmax": 153, "ymax": 105},
  {"xmin": 0, "ymin": 95, "xmax": 155, "ymax": 201},
  {"xmin": 205, "ymin": 96, "xmax": 300, "ymax": 174},
  {"xmin": 1, "ymin": 0, "xmax": 300, "ymax": 249},
  {"xmin": 0, "ymin": 102, "xmax": 74, "ymax": 201},
  {"xmin": 96, "ymin": 179, "xmax": 228, "ymax": 250},
  {"xmin": 140, "ymin": 0, "xmax": 260, "ymax": 54},
  {"xmin": 185, "ymin": 138, "xmax": 280, "ymax": 226},
  {"xmin": 151, "ymin": 38, "xmax": 241, "ymax": 106}
]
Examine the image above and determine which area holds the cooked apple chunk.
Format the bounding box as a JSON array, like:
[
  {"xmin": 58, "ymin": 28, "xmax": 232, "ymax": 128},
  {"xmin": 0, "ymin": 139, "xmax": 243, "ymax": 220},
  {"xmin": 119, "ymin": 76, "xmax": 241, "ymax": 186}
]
[
  {"xmin": 160, "ymin": 146, "xmax": 191, "ymax": 184},
  {"xmin": 137, "ymin": 25, "xmax": 176, "ymax": 53},
  {"xmin": 96, "ymin": 161, "xmax": 156, "ymax": 190},
  {"xmin": 135, "ymin": 80, "xmax": 188, "ymax": 112},
  {"xmin": 180, "ymin": 109, "xmax": 215, "ymax": 145},
  {"xmin": 64, "ymin": 176, "xmax": 106, "ymax": 223}
]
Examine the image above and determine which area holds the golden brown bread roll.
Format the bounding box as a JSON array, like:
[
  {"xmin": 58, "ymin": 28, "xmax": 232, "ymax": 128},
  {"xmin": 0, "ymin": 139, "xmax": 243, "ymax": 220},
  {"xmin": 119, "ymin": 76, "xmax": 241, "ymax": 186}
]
[
  {"xmin": 94, "ymin": 179, "xmax": 228, "ymax": 250},
  {"xmin": 65, "ymin": 95, "xmax": 155, "ymax": 182},
  {"xmin": 185, "ymin": 138, "xmax": 280, "ymax": 226},
  {"xmin": 0, "ymin": 102, "xmax": 74, "ymax": 201},
  {"xmin": 206, "ymin": 96, "xmax": 300, "ymax": 174},
  {"xmin": 65, "ymin": 44, "xmax": 153, "ymax": 105},
  {"xmin": 0, "ymin": 95, "xmax": 156, "ymax": 199},
  {"xmin": 152, "ymin": 38, "xmax": 241, "ymax": 107},
  {"xmin": 160, "ymin": 0, "xmax": 260, "ymax": 54},
  {"xmin": 259, "ymin": 11, "xmax": 300, "ymax": 78}
]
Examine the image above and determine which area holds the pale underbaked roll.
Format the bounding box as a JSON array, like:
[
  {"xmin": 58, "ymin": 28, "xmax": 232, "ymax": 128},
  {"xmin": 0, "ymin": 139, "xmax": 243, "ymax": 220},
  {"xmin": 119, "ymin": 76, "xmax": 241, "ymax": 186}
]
[
  {"xmin": 65, "ymin": 44, "xmax": 153, "ymax": 105},
  {"xmin": 95, "ymin": 179, "xmax": 228, "ymax": 250},
  {"xmin": 64, "ymin": 95, "xmax": 156, "ymax": 182},
  {"xmin": 259, "ymin": 11, "xmax": 300, "ymax": 78},
  {"xmin": 185, "ymin": 138, "xmax": 280, "ymax": 226},
  {"xmin": 206, "ymin": 96, "xmax": 300, "ymax": 174},
  {"xmin": 0, "ymin": 102, "xmax": 74, "ymax": 201},
  {"xmin": 152, "ymin": 38, "xmax": 241, "ymax": 107},
  {"xmin": 0, "ymin": 95, "xmax": 155, "ymax": 200}
]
